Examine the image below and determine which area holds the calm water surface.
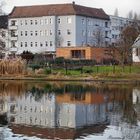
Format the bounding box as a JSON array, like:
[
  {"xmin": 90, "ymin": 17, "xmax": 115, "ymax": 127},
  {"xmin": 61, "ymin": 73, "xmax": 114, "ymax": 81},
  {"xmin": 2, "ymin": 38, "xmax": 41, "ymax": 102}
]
[{"xmin": 0, "ymin": 81, "xmax": 140, "ymax": 140}]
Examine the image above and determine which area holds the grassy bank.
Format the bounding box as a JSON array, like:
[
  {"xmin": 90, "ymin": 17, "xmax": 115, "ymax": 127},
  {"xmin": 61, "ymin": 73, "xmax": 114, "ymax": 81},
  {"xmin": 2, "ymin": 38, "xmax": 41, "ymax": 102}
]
[
  {"xmin": 0, "ymin": 65, "xmax": 140, "ymax": 83},
  {"xmin": 47, "ymin": 65, "xmax": 140, "ymax": 75}
]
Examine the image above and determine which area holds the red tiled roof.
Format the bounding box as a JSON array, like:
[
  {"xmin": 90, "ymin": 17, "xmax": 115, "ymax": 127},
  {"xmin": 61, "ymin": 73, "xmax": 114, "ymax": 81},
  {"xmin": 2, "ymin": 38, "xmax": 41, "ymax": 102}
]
[{"xmin": 9, "ymin": 3, "xmax": 109, "ymax": 20}]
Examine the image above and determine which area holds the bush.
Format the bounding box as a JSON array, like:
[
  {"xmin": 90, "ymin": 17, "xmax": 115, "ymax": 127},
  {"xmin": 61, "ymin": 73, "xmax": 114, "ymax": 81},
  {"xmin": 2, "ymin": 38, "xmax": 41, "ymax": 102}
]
[
  {"xmin": 44, "ymin": 68, "xmax": 51, "ymax": 74},
  {"xmin": 28, "ymin": 64, "xmax": 41, "ymax": 71},
  {"xmin": 55, "ymin": 57, "xmax": 64, "ymax": 64},
  {"xmin": 84, "ymin": 69, "xmax": 93, "ymax": 73}
]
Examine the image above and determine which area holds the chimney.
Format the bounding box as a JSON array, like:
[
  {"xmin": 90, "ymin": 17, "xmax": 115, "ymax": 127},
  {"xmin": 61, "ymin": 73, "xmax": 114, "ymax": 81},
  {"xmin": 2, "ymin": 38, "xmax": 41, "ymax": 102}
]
[{"xmin": 72, "ymin": 1, "xmax": 75, "ymax": 5}]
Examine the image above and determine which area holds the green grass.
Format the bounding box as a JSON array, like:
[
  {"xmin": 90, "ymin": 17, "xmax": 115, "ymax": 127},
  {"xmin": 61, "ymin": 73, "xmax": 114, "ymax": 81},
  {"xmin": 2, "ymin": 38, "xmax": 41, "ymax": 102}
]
[
  {"xmin": 83, "ymin": 65, "xmax": 140, "ymax": 74},
  {"xmin": 43, "ymin": 65, "xmax": 140, "ymax": 77}
]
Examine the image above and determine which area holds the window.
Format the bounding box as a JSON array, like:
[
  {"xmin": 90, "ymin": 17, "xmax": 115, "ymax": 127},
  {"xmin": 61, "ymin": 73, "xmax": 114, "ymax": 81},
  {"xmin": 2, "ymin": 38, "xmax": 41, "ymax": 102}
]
[
  {"xmin": 30, "ymin": 31, "xmax": 33, "ymax": 36},
  {"xmin": 25, "ymin": 20, "xmax": 27, "ymax": 25},
  {"xmin": 1, "ymin": 31, "xmax": 5, "ymax": 37},
  {"xmin": 50, "ymin": 18, "xmax": 52, "ymax": 24},
  {"xmin": 50, "ymin": 41, "xmax": 53, "ymax": 46},
  {"xmin": 88, "ymin": 19, "xmax": 90, "ymax": 25},
  {"xmin": 40, "ymin": 42, "xmax": 43, "ymax": 47},
  {"xmin": 40, "ymin": 30, "xmax": 43, "ymax": 36},
  {"xmin": 105, "ymin": 22, "xmax": 108, "ymax": 27},
  {"xmin": 58, "ymin": 41, "xmax": 61, "ymax": 47},
  {"xmin": 45, "ymin": 30, "xmax": 48, "ymax": 36},
  {"xmin": 67, "ymin": 17, "xmax": 72, "ymax": 24},
  {"xmin": 58, "ymin": 30, "xmax": 61, "ymax": 35},
  {"xmin": 50, "ymin": 30, "xmax": 52, "ymax": 35},
  {"xmin": 11, "ymin": 20, "xmax": 16, "ymax": 26},
  {"xmin": 30, "ymin": 42, "xmax": 33, "ymax": 47},
  {"xmin": 88, "ymin": 30, "xmax": 91, "ymax": 37},
  {"xmin": 58, "ymin": 18, "xmax": 61, "ymax": 24},
  {"xmin": 25, "ymin": 31, "xmax": 27, "ymax": 36},
  {"xmin": 21, "ymin": 31, "xmax": 23, "ymax": 36},
  {"xmin": 35, "ymin": 20, "xmax": 37, "ymax": 25},
  {"xmin": 21, "ymin": 42, "xmax": 23, "ymax": 47},
  {"xmin": 45, "ymin": 41, "xmax": 48, "ymax": 46},
  {"xmin": 82, "ymin": 19, "xmax": 85, "ymax": 24},
  {"xmin": 30, "ymin": 20, "xmax": 33, "ymax": 25},
  {"xmin": 105, "ymin": 31, "xmax": 108, "ymax": 38},
  {"xmin": 67, "ymin": 41, "xmax": 71, "ymax": 46},
  {"xmin": 11, "ymin": 41, "xmax": 16, "ymax": 47},
  {"xmin": 67, "ymin": 29, "xmax": 71, "ymax": 35},
  {"xmin": 11, "ymin": 30, "xmax": 17, "ymax": 37},
  {"xmin": 35, "ymin": 42, "xmax": 37, "ymax": 47},
  {"xmin": 136, "ymin": 48, "xmax": 140, "ymax": 56},
  {"xmin": 40, "ymin": 19, "xmax": 43, "ymax": 25},
  {"xmin": 82, "ymin": 30, "xmax": 85, "ymax": 36},
  {"xmin": 45, "ymin": 19, "xmax": 48, "ymax": 24},
  {"xmin": 20, "ymin": 20, "xmax": 23, "ymax": 25},
  {"xmin": 71, "ymin": 50, "xmax": 85, "ymax": 58},
  {"xmin": 25, "ymin": 42, "xmax": 27, "ymax": 47},
  {"xmin": 35, "ymin": 31, "xmax": 38, "ymax": 36}
]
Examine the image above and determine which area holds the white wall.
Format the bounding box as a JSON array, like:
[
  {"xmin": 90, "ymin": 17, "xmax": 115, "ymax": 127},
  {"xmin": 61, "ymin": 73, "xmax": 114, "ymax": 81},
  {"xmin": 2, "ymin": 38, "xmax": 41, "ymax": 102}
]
[{"xmin": 133, "ymin": 48, "xmax": 140, "ymax": 63}]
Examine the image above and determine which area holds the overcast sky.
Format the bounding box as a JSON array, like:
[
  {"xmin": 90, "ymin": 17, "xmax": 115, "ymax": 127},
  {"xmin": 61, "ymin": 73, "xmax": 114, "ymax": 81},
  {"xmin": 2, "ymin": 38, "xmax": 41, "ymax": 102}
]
[{"xmin": 2, "ymin": 0, "xmax": 140, "ymax": 17}]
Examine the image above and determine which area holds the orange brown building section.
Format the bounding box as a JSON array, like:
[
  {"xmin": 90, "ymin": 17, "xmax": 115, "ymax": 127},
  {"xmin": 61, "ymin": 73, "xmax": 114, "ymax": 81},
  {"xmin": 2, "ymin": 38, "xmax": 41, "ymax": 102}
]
[
  {"xmin": 56, "ymin": 91, "xmax": 131, "ymax": 105},
  {"xmin": 56, "ymin": 46, "xmax": 118, "ymax": 63}
]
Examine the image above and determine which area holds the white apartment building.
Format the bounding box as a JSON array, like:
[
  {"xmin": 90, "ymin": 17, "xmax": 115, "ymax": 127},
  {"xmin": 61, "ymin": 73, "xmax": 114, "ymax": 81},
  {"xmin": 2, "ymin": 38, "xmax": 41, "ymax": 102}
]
[
  {"xmin": 7, "ymin": 93, "xmax": 56, "ymax": 127},
  {"xmin": 8, "ymin": 2, "xmax": 110, "ymax": 55},
  {"xmin": 109, "ymin": 15, "xmax": 133, "ymax": 46}
]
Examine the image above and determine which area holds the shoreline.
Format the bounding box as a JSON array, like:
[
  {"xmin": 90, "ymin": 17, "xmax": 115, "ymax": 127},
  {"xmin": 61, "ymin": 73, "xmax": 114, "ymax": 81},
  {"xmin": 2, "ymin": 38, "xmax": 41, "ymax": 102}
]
[{"xmin": 0, "ymin": 76, "xmax": 140, "ymax": 84}]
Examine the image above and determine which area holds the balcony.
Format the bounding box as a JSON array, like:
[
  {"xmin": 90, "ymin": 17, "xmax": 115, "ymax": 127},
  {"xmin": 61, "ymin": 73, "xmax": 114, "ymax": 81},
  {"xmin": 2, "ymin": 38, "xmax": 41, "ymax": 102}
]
[
  {"xmin": 10, "ymin": 47, "xmax": 18, "ymax": 53},
  {"xmin": 10, "ymin": 36, "xmax": 18, "ymax": 41},
  {"xmin": 105, "ymin": 37, "xmax": 111, "ymax": 42},
  {"xmin": 9, "ymin": 25, "xmax": 18, "ymax": 30}
]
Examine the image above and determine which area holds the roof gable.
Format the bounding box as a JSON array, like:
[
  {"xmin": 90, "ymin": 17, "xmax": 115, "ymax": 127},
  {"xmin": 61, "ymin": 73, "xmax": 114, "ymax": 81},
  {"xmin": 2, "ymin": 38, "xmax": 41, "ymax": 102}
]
[
  {"xmin": 9, "ymin": 3, "xmax": 109, "ymax": 20},
  {"xmin": 133, "ymin": 35, "xmax": 140, "ymax": 48}
]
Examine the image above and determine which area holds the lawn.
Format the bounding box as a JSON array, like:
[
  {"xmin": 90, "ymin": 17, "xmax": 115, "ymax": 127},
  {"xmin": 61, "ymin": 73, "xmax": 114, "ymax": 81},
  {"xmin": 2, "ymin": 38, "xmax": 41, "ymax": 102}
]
[{"xmin": 44, "ymin": 65, "xmax": 140, "ymax": 76}]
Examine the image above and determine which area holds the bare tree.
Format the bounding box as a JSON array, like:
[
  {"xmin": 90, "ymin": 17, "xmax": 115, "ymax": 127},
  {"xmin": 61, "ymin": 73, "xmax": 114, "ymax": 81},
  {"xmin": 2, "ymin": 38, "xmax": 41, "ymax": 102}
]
[
  {"xmin": 133, "ymin": 12, "xmax": 138, "ymax": 20},
  {"xmin": 95, "ymin": 27, "xmax": 104, "ymax": 47},
  {"xmin": 127, "ymin": 10, "xmax": 133, "ymax": 19},
  {"xmin": 114, "ymin": 8, "xmax": 119, "ymax": 16},
  {"xmin": 115, "ymin": 24, "xmax": 140, "ymax": 68}
]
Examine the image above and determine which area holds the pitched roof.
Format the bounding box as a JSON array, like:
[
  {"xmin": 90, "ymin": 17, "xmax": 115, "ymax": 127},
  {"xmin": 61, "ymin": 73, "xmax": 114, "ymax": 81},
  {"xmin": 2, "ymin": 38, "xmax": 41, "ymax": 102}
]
[
  {"xmin": 9, "ymin": 3, "xmax": 109, "ymax": 20},
  {"xmin": 0, "ymin": 15, "xmax": 8, "ymax": 29}
]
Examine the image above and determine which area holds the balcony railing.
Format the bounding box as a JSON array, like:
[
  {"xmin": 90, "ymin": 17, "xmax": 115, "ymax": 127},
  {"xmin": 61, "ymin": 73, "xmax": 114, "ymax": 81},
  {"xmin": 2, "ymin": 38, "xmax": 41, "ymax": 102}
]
[
  {"xmin": 10, "ymin": 36, "xmax": 18, "ymax": 41},
  {"xmin": 10, "ymin": 47, "xmax": 18, "ymax": 53},
  {"xmin": 9, "ymin": 25, "xmax": 18, "ymax": 30}
]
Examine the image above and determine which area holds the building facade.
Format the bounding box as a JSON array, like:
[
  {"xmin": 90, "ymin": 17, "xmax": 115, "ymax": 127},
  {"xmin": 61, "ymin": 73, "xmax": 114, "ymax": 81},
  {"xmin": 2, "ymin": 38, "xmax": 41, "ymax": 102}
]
[
  {"xmin": 8, "ymin": 3, "xmax": 110, "ymax": 55},
  {"xmin": 8, "ymin": 2, "xmax": 138, "ymax": 61}
]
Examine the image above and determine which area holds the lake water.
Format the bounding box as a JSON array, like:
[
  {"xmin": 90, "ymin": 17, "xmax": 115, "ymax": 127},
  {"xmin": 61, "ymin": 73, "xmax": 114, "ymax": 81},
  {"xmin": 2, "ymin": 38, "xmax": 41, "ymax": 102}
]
[{"xmin": 0, "ymin": 81, "xmax": 140, "ymax": 140}]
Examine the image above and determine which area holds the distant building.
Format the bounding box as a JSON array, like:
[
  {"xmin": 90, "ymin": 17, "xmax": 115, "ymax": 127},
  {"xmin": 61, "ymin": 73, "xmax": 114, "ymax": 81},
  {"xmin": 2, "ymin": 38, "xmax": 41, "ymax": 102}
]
[
  {"xmin": 109, "ymin": 15, "xmax": 133, "ymax": 46},
  {"xmin": 8, "ymin": 2, "xmax": 110, "ymax": 56},
  {"xmin": 0, "ymin": 15, "xmax": 8, "ymax": 58}
]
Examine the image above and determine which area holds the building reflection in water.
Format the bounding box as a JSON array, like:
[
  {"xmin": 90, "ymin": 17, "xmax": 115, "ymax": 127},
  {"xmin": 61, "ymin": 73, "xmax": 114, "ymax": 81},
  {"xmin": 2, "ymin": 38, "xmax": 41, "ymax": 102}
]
[{"xmin": 0, "ymin": 81, "xmax": 140, "ymax": 139}]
